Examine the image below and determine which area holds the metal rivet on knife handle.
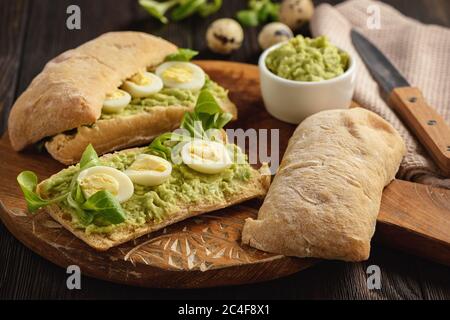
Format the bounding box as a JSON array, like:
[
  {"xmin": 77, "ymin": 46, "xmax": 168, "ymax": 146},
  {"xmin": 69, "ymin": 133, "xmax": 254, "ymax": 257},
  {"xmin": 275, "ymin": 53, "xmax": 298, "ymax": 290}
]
[{"xmin": 389, "ymin": 87, "xmax": 450, "ymax": 176}]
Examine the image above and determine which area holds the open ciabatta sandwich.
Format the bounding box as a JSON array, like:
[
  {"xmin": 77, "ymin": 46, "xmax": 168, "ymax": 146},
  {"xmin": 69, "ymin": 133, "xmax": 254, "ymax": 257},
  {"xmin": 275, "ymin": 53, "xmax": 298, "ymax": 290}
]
[
  {"xmin": 8, "ymin": 32, "xmax": 236, "ymax": 164},
  {"xmin": 17, "ymin": 90, "xmax": 270, "ymax": 251}
]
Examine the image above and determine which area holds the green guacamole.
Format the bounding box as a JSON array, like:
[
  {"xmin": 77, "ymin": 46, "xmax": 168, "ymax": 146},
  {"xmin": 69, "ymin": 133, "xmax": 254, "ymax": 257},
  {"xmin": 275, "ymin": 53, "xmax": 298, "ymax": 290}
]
[
  {"xmin": 40, "ymin": 148, "xmax": 252, "ymax": 234},
  {"xmin": 265, "ymin": 35, "xmax": 349, "ymax": 82},
  {"xmin": 100, "ymin": 78, "xmax": 227, "ymax": 120}
]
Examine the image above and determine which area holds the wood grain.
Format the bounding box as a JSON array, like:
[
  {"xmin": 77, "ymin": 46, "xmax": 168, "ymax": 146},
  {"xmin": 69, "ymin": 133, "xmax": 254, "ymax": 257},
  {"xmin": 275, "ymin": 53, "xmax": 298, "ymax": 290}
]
[
  {"xmin": 390, "ymin": 87, "xmax": 450, "ymax": 176},
  {"xmin": 1, "ymin": 0, "xmax": 450, "ymax": 300}
]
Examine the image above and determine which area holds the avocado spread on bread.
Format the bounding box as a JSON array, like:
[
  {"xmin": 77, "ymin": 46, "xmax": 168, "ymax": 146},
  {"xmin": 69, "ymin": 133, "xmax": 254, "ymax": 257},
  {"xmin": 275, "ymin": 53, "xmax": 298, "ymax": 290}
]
[{"xmin": 100, "ymin": 77, "xmax": 227, "ymax": 120}]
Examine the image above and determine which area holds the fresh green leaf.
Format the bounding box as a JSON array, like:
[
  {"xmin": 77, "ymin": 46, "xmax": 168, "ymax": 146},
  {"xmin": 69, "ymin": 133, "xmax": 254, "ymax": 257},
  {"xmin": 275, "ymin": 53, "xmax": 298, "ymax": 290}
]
[
  {"xmin": 148, "ymin": 132, "xmax": 176, "ymax": 159},
  {"xmin": 236, "ymin": 10, "xmax": 259, "ymax": 27},
  {"xmin": 249, "ymin": 0, "xmax": 266, "ymax": 11},
  {"xmin": 194, "ymin": 89, "xmax": 222, "ymax": 115},
  {"xmin": 148, "ymin": 132, "xmax": 193, "ymax": 159},
  {"xmin": 192, "ymin": 89, "xmax": 232, "ymax": 130},
  {"xmin": 139, "ymin": 0, "xmax": 179, "ymax": 24},
  {"xmin": 198, "ymin": 0, "xmax": 222, "ymax": 17},
  {"xmin": 17, "ymin": 171, "xmax": 68, "ymax": 213},
  {"xmin": 148, "ymin": 89, "xmax": 232, "ymax": 159},
  {"xmin": 171, "ymin": 0, "xmax": 205, "ymax": 21},
  {"xmin": 82, "ymin": 191, "xmax": 126, "ymax": 225},
  {"xmin": 79, "ymin": 144, "xmax": 100, "ymax": 170},
  {"xmin": 165, "ymin": 48, "xmax": 199, "ymax": 62},
  {"xmin": 73, "ymin": 182, "xmax": 85, "ymax": 204},
  {"xmin": 67, "ymin": 190, "xmax": 94, "ymax": 226},
  {"xmin": 181, "ymin": 89, "xmax": 232, "ymax": 135},
  {"xmin": 257, "ymin": 2, "xmax": 271, "ymax": 22},
  {"xmin": 237, "ymin": 0, "xmax": 279, "ymax": 27},
  {"xmin": 266, "ymin": 2, "xmax": 280, "ymax": 21}
]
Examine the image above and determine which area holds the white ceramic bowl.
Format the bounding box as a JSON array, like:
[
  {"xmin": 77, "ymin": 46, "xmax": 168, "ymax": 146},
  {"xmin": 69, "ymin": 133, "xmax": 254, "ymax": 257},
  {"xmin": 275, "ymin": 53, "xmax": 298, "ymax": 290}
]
[{"xmin": 259, "ymin": 42, "xmax": 356, "ymax": 124}]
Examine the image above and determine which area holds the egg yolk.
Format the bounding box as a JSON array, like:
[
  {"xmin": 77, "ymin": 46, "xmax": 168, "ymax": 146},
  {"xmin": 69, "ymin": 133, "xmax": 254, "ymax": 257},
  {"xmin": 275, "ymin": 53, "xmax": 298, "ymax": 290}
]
[
  {"xmin": 162, "ymin": 65, "xmax": 193, "ymax": 83},
  {"xmin": 79, "ymin": 173, "xmax": 120, "ymax": 199},
  {"xmin": 129, "ymin": 158, "xmax": 167, "ymax": 172},
  {"xmin": 129, "ymin": 72, "xmax": 151, "ymax": 85},
  {"xmin": 106, "ymin": 90, "xmax": 126, "ymax": 100},
  {"xmin": 190, "ymin": 144, "xmax": 220, "ymax": 162}
]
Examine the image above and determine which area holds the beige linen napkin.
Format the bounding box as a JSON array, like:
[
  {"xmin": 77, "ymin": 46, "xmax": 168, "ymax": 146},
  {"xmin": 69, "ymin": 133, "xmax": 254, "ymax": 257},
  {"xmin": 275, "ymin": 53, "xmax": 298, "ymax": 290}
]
[{"xmin": 310, "ymin": 0, "xmax": 450, "ymax": 188}]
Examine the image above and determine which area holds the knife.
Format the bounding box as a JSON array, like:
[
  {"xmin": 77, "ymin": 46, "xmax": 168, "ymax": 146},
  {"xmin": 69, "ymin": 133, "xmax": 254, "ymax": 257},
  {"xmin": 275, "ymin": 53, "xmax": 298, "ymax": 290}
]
[{"xmin": 351, "ymin": 29, "xmax": 450, "ymax": 176}]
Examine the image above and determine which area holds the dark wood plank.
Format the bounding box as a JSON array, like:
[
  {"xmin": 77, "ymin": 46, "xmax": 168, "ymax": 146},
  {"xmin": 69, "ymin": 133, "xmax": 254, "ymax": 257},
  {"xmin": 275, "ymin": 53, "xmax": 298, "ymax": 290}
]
[
  {"xmin": 0, "ymin": 0, "xmax": 29, "ymax": 133},
  {"xmin": 0, "ymin": 0, "xmax": 30, "ymax": 297}
]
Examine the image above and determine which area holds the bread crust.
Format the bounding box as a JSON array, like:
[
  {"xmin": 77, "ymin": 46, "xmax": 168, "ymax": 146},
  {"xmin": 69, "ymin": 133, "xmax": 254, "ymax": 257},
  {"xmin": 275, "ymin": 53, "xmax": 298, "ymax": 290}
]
[
  {"xmin": 45, "ymin": 98, "xmax": 237, "ymax": 165},
  {"xmin": 242, "ymin": 108, "xmax": 406, "ymax": 262},
  {"xmin": 37, "ymin": 147, "xmax": 270, "ymax": 251},
  {"xmin": 8, "ymin": 32, "xmax": 178, "ymax": 151}
]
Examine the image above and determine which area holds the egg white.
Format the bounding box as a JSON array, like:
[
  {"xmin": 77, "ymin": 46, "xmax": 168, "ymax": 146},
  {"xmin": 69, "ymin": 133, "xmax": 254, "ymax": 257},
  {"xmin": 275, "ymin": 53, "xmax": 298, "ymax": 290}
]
[
  {"xmin": 77, "ymin": 166, "xmax": 134, "ymax": 203},
  {"xmin": 181, "ymin": 140, "xmax": 232, "ymax": 174},
  {"xmin": 155, "ymin": 62, "xmax": 205, "ymax": 91},
  {"xmin": 125, "ymin": 154, "xmax": 172, "ymax": 187},
  {"xmin": 122, "ymin": 72, "xmax": 163, "ymax": 98},
  {"xmin": 102, "ymin": 89, "xmax": 132, "ymax": 113}
]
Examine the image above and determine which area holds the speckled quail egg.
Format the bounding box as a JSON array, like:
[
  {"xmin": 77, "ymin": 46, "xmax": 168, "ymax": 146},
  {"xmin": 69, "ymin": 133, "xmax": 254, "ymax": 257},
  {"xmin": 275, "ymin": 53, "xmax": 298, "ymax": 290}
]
[
  {"xmin": 258, "ymin": 22, "xmax": 294, "ymax": 50},
  {"xmin": 279, "ymin": 0, "xmax": 315, "ymax": 30},
  {"xmin": 206, "ymin": 18, "xmax": 244, "ymax": 55}
]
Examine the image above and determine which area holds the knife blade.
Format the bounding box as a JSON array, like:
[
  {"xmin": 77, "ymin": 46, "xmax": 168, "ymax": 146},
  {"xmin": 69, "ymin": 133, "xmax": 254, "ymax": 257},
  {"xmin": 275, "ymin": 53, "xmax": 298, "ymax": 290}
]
[{"xmin": 351, "ymin": 29, "xmax": 450, "ymax": 176}]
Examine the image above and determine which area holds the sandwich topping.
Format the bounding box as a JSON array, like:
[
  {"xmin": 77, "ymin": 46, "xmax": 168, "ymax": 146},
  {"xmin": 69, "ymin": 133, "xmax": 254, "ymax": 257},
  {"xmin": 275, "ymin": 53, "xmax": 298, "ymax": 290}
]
[{"xmin": 17, "ymin": 89, "xmax": 253, "ymax": 235}]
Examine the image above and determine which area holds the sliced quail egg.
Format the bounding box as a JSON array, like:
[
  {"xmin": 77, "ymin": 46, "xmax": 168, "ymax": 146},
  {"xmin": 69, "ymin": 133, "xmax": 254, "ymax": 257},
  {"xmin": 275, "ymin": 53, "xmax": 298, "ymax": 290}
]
[
  {"xmin": 155, "ymin": 62, "xmax": 205, "ymax": 91},
  {"xmin": 181, "ymin": 140, "xmax": 232, "ymax": 174},
  {"xmin": 125, "ymin": 154, "xmax": 172, "ymax": 187},
  {"xmin": 121, "ymin": 71, "xmax": 163, "ymax": 98},
  {"xmin": 102, "ymin": 89, "xmax": 132, "ymax": 113},
  {"xmin": 77, "ymin": 166, "xmax": 134, "ymax": 203}
]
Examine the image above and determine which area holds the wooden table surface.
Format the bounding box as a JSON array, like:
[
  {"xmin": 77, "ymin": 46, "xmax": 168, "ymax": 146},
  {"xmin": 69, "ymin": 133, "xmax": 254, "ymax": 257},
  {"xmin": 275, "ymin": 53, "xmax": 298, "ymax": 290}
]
[{"xmin": 1, "ymin": 0, "xmax": 449, "ymax": 300}]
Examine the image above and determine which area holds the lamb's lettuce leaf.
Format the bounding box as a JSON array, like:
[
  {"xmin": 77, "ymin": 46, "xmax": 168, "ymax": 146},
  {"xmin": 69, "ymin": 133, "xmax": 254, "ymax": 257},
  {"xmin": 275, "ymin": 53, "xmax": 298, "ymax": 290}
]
[{"xmin": 148, "ymin": 89, "xmax": 232, "ymax": 160}]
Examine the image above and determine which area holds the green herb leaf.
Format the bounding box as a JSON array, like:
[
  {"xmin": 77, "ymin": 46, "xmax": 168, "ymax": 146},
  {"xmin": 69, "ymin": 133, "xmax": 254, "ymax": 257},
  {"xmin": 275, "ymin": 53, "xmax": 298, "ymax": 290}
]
[
  {"xmin": 148, "ymin": 89, "xmax": 232, "ymax": 159},
  {"xmin": 82, "ymin": 191, "xmax": 126, "ymax": 225},
  {"xmin": 73, "ymin": 182, "xmax": 86, "ymax": 204},
  {"xmin": 148, "ymin": 132, "xmax": 176, "ymax": 159},
  {"xmin": 236, "ymin": 10, "xmax": 259, "ymax": 27},
  {"xmin": 139, "ymin": 0, "xmax": 179, "ymax": 24},
  {"xmin": 191, "ymin": 89, "xmax": 232, "ymax": 130},
  {"xmin": 165, "ymin": 48, "xmax": 199, "ymax": 62},
  {"xmin": 198, "ymin": 0, "xmax": 222, "ymax": 17},
  {"xmin": 237, "ymin": 0, "xmax": 279, "ymax": 27},
  {"xmin": 17, "ymin": 171, "xmax": 68, "ymax": 212},
  {"xmin": 194, "ymin": 89, "xmax": 222, "ymax": 115},
  {"xmin": 171, "ymin": 0, "xmax": 206, "ymax": 21},
  {"xmin": 79, "ymin": 144, "xmax": 100, "ymax": 170}
]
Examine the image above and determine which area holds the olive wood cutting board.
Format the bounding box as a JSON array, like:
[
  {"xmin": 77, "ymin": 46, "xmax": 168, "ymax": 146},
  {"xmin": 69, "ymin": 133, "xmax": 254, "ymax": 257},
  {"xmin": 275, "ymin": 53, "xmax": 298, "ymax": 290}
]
[{"xmin": 0, "ymin": 61, "xmax": 449, "ymax": 288}]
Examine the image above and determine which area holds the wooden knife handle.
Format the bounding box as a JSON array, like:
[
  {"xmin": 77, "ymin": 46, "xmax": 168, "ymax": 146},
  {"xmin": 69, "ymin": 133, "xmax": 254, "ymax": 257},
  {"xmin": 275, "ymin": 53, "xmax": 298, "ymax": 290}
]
[{"xmin": 390, "ymin": 87, "xmax": 450, "ymax": 176}]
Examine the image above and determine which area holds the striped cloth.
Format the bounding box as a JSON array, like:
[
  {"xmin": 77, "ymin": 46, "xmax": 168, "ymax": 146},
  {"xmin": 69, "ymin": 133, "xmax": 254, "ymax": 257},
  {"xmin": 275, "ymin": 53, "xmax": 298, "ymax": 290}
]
[{"xmin": 310, "ymin": 0, "xmax": 450, "ymax": 188}]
